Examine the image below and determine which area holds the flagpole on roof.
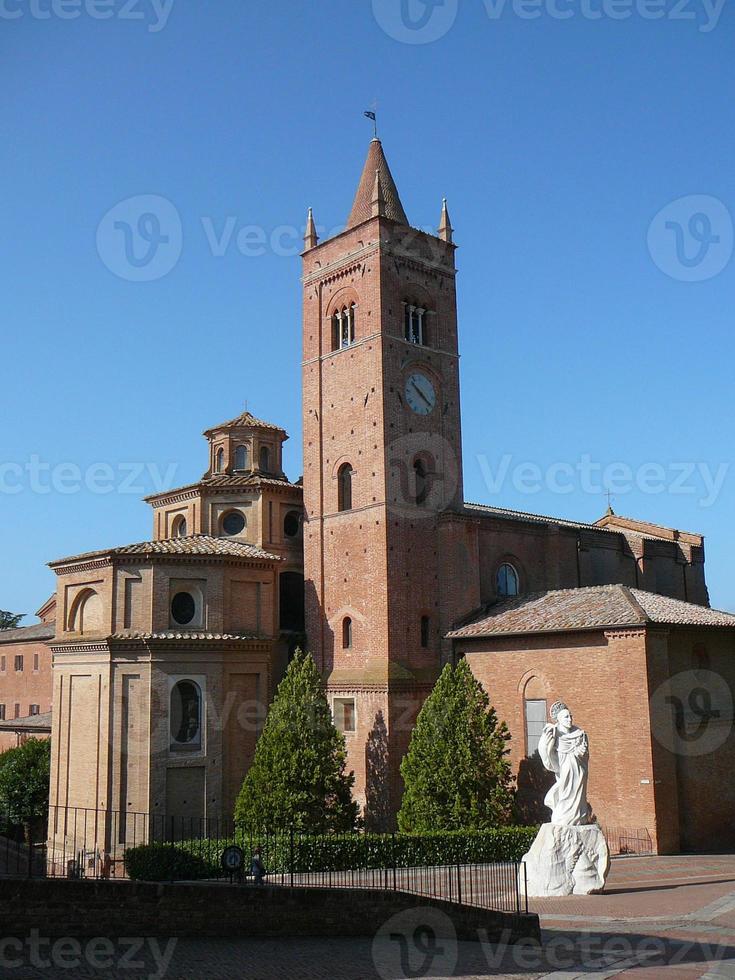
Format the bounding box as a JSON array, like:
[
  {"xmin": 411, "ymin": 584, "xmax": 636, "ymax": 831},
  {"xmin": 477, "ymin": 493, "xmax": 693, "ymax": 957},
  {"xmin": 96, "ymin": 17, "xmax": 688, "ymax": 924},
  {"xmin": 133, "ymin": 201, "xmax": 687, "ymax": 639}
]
[{"xmin": 364, "ymin": 105, "xmax": 378, "ymax": 139}]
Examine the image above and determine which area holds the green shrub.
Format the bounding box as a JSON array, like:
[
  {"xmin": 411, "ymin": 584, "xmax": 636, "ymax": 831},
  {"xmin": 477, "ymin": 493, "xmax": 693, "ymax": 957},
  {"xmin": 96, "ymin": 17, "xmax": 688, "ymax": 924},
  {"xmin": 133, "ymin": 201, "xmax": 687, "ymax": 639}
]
[
  {"xmin": 167, "ymin": 827, "xmax": 538, "ymax": 877},
  {"xmin": 123, "ymin": 842, "xmax": 218, "ymax": 882}
]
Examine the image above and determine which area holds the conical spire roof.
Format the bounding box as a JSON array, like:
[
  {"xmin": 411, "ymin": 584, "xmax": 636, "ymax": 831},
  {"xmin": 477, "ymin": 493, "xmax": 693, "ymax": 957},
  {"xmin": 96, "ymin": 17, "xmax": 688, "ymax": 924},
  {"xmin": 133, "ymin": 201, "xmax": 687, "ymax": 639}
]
[{"xmin": 347, "ymin": 139, "xmax": 408, "ymax": 229}]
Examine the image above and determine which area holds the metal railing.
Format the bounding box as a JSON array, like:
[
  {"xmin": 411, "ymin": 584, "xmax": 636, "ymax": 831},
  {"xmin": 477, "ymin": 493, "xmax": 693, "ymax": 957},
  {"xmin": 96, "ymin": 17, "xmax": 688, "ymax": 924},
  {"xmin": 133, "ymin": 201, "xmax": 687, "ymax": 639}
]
[
  {"xmin": 601, "ymin": 825, "xmax": 654, "ymax": 856},
  {"xmin": 1, "ymin": 806, "xmax": 529, "ymax": 915}
]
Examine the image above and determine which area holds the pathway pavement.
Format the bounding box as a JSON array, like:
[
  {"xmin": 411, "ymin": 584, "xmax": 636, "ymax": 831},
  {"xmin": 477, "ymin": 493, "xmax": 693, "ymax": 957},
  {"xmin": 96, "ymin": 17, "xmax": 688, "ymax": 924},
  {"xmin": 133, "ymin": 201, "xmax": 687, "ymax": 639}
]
[{"xmin": 3, "ymin": 856, "xmax": 735, "ymax": 979}]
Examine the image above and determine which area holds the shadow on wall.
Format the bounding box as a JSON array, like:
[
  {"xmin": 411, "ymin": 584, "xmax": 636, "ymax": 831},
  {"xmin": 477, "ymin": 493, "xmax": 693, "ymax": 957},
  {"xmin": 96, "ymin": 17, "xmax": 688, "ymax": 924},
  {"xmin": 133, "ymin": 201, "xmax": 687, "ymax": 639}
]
[
  {"xmin": 365, "ymin": 711, "xmax": 390, "ymax": 833},
  {"xmin": 515, "ymin": 752, "xmax": 555, "ymax": 826}
]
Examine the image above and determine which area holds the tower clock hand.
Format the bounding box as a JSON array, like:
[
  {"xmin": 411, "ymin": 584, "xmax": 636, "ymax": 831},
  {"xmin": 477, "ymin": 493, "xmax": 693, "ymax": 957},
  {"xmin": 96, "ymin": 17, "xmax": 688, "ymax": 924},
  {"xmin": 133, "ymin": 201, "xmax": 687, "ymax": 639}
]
[{"xmin": 411, "ymin": 383, "xmax": 432, "ymax": 408}]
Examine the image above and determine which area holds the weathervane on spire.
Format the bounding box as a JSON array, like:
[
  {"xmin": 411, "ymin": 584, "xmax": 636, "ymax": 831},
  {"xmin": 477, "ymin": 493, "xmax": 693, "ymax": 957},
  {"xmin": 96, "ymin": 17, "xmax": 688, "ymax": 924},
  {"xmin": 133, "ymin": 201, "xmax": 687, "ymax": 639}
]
[{"xmin": 364, "ymin": 100, "xmax": 378, "ymax": 139}]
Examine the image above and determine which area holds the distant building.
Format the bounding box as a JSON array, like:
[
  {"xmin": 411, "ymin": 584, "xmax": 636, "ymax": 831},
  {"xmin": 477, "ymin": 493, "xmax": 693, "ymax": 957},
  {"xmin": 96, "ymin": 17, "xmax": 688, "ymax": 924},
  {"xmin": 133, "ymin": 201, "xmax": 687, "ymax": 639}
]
[{"xmin": 0, "ymin": 598, "xmax": 55, "ymax": 751}]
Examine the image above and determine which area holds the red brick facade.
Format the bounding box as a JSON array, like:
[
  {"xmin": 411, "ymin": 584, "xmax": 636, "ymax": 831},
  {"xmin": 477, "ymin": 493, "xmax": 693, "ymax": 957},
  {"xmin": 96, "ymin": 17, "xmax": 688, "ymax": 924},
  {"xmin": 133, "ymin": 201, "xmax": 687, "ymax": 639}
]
[
  {"xmin": 0, "ymin": 601, "xmax": 55, "ymax": 751},
  {"xmin": 302, "ymin": 140, "xmax": 713, "ymax": 831}
]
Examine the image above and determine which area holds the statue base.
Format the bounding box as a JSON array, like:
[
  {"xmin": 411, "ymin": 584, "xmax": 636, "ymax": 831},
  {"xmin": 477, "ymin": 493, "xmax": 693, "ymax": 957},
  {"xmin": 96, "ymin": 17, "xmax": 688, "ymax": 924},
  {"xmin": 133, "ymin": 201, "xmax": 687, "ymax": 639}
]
[{"xmin": 520, "ymin": 822, "xmax": 610, "ymax": 897}]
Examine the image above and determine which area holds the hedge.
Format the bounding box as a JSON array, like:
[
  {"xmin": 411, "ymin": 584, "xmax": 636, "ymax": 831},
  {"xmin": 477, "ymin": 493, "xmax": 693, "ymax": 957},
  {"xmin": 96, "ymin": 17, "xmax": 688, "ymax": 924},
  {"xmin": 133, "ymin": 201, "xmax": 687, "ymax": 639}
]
[
  {"xmin": 124, "ymin": 827, "xmax": 539, "ymax": 880},
  {"xmin": 123, "ymin": 842, "xmax": 218, "ymax": 882}
]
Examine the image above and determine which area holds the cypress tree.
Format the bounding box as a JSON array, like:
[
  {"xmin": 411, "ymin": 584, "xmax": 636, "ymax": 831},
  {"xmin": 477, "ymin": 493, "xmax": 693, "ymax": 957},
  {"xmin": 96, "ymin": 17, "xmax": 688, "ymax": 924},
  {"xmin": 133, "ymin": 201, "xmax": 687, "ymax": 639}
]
[
  {"xmin": 234, "ymin": 649, "xmax": 359, "ymax": 832},
  {"xmin": 398, "ymin": 660, "xmax": 514, "ymax": 832}
]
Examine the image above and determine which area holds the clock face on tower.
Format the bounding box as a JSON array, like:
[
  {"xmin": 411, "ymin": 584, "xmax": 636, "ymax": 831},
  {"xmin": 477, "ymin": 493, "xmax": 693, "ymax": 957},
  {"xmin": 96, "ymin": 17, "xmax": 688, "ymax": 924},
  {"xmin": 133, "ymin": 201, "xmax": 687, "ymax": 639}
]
[{"xmin": 405, "ymin": 372, "xmax": 437, "ymax": 416}]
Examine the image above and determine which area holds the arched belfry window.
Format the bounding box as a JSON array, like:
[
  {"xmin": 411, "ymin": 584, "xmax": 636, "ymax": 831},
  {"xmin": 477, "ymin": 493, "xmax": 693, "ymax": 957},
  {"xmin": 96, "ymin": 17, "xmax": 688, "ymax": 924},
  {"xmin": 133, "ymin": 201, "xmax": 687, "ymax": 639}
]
[
  {"xmin": 338, "ymin": 463, "xmax": 353, "ymax": 512},
  {"xmin": 404, "ymin": 302, "xmax": 428, "ymax": 346},
  {"xmin": 260, "ymin": 446, "xmax": 270, "ymax": 472},
  {"xmin": 170, "ymin": 680, "xmax": 202, "ymax": 751},
  {"xmin": 414, "ymin": 458, "xmax": 428, "ymax": 507},
  {"xmin": 215, "ymin": 448, "xmax": 225, "ymax": 473},
  {"xmin": 342, "ymin": 617, "xmax": 353, "ymax": 649},
  {"xmin": 234, "ymin": 445, "xmax": 249, "ymax": 471},
  {"xmin": 332, "ymin": 304, "xmax": 356, "ymax": 351},
  {"xmin": 172, "ymin": 515, "xmax": 187, "ymax": 538},
  {"xmin": 497, "ymin": 563, "xmax": 520, "ymax": 598}
]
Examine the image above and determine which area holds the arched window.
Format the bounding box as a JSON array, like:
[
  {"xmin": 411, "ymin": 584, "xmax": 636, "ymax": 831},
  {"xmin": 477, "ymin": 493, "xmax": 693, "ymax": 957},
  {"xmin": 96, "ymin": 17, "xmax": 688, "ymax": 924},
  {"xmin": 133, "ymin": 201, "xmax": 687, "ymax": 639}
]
[
  {"xmin": 260, "ymin": 445, "xmax": 270, "ymax": 472},
  {"xmin": 332, "ymin": 304, "xmax": 355, "ymax": 351},
  {"xmin": 404, "ymin": 302, "xmax": 428, "ymax": 346},
  {"xmin": 221, "ymin": 510, "xmax": 246, "ymax": 536},
  {"xmin": 170, "ymin": 680, "xmax": 202, "ymax": 750},
  {"xmin": 338, "ymin": 463, "xmax": 353, "ymax": 512},
  {"xmin": 497, "ymin": 563, "xmax": 520, "ymax": 598},
  {"xmin": 172, "ymin": 515, "xmax": 187, "ymax": 538},
  {"xmin": 215, "ymin": 448, "xmax": 225, "ymax": 473},
  {"xmin": 69, "ymin": 588, "xmax": 103, "ymax": 635},
  {"xmin": 342, "ymin": 617, "xmax": 353, "ymax": 649},
  {"xmin": 414, "ymin": 458, "xmax": 428, "ymax": 506},
  {"xmin": 420, "ymin": 615, "xmax": 430, "ymax": 649},
  {"xmin": 284, "ymin": 510, "xmax": 301, "ymax": 539},
  {"xmin": 234, "ymin": 445, "xmax": 249, "ymax": 471}
]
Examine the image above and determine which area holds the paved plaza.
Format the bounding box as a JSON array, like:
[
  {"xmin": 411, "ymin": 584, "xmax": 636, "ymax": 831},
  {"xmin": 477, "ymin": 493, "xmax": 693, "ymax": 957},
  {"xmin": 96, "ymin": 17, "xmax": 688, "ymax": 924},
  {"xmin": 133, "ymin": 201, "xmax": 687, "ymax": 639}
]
[{"xmin": 3, "ymin": 855, "xmax": 735, "ymax": 979}]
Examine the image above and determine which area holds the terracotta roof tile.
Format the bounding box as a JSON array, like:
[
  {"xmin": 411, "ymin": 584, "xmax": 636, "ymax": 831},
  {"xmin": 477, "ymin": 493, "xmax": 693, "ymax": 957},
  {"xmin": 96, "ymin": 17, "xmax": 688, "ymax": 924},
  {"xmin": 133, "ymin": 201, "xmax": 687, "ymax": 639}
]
[
  {"xmin": 50, "ymin": 534, "xmax": 280, "ymax": 568},
  {"xmin": 0, "ymin": 711, "xmax": 52, "ymax": 731},
  {"xmin": 347, "ymin": 139, "xmax": 408, "ymax": 229},
  {"xmin": 0, "ymin": 623, "xmax": 55, "ymax": 644},
  {"xmin": 463, "ymin": 502, "xmax": 612, "ymax": 532},
  {"xmin": 447, "ymin": 585, "xmax": 735, "ymax": 639},
  {"xmin": 108, "ymin": 631, "xmax": 261, "ymax": 642},
  {"xmin": 204, "ymin": 411, "xmax": 285, "ymax": 436}
]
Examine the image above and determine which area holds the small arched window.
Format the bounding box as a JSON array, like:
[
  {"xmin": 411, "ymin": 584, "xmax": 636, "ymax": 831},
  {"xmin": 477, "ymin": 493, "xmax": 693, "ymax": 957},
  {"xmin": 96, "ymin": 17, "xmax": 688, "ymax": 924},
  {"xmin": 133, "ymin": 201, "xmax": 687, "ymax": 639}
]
[
  {"xmin": 172, "ymin": 515, "xmax": 187, "ymax": 538},
  {"xmin": 332, "ymin": 304, "xmax": 355, "ymax": 351},
  {"xmin": 497, "ymin": 563, "xmax": 520, "ymax": 598},
  {"xmin": 342, "ymin": 617, "xmax": 352, "ymax": 649},
  {"xmin": 170, "ymin": 680, "xmax": 202, "ymax": 750},
  {"xmin": 414, "ymin": 458, "xmax": 428, "ymax": 507},
  {"xmin": 215, "ymin": 448, "xmax": 225, "ymax": 473},
  {"xmin": 420, "ymin": 615, "xmax": 430, "ymax": 649},
  {"xmin": 260, "ymin": 446, "xmax": 270, "ymax": 472},
  {"xmin": 338, "ymin": 463, "xmax": 353, "ymax": 512},
  {"xmin": 404, "ymin": 302, "xmax": 428, "ymax": 346},
  {"xmin": 234, "ymin": 445, "xmax": 249, "ymax": 471},
  {"xmin": 69, "ymin": 588, "xmax": 103, "ymax": 635}
]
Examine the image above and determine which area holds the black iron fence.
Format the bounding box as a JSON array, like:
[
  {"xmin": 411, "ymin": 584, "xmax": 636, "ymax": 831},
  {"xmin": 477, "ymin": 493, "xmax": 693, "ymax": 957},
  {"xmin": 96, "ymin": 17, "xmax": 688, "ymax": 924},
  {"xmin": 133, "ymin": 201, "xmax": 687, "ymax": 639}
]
[
  {"xmin": 1, "ymin": 806, "xmax": 529, "ymax": 915},
  {"xmin": 601, "ymin": 825, "xmax": 654, "ymax": 856}
]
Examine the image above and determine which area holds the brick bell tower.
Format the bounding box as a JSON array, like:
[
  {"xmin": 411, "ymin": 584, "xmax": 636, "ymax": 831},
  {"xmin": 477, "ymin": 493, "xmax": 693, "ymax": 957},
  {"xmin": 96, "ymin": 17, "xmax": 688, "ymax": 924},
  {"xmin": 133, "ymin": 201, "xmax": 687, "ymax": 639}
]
[{"xmin": 302, "ymin": 139, "xmax": 463, "ymax": 828}]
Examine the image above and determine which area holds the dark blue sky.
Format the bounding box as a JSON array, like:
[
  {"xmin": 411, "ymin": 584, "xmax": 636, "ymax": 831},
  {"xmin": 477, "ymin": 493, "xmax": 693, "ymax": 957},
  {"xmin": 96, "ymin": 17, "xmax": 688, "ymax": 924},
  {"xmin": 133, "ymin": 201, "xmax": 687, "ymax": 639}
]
[{"xmin": 2, "ymin": 0, "xmax": 734, "ymax": 617}]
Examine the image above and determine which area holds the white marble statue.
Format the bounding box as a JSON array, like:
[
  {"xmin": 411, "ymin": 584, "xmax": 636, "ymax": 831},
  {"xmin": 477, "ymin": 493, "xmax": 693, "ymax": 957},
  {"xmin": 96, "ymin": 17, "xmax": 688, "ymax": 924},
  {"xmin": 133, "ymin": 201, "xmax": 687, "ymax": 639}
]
[
  {"xmin": 521, "ymin": 700, "xmax": 610, "ymax": 897},
  {"xmin": 538, "ymin": 701, "xmax": 592, "ymax": 826}
]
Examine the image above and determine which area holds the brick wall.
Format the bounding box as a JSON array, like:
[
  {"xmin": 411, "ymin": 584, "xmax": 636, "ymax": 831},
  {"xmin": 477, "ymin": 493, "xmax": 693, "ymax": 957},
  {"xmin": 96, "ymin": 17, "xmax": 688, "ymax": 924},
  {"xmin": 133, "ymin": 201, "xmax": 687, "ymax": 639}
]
[{"xmin": 0, "ymin": 878, "xmax": 540, "ymax": 944}]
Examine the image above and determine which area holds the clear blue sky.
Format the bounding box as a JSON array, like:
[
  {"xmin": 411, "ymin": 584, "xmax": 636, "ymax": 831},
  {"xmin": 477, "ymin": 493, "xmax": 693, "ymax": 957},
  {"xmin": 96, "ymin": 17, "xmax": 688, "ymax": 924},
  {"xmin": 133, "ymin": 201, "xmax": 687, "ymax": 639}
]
[{"xmin": 2, "ymin": 0, "xmax": 734, "ymax": 619}]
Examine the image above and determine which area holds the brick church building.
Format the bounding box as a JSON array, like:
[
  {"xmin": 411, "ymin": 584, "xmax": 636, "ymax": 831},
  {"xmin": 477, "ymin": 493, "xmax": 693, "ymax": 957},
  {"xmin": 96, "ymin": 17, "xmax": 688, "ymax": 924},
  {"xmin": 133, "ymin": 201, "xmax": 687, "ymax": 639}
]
[{"xmin": 38, "ymin": 138, "xmax": 735, "ymax": 854}]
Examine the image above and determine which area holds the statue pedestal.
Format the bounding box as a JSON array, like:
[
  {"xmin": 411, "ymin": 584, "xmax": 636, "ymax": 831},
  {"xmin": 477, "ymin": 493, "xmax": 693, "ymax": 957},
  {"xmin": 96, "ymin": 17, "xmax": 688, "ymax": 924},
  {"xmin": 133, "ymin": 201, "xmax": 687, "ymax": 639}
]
[{"xmin": 521, "ymin": 823, "xmax": 610, "ymax": 897}]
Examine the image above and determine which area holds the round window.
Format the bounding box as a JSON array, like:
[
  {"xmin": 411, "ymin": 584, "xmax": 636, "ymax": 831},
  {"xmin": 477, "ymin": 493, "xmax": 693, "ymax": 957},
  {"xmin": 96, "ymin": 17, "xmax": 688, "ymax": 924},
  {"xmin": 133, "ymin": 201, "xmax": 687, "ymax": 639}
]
[
  {"xmin": 284, "ymin": 511, "xmax": 301, "ymax": 538},
  {"xmin": 222, "ymin": 511, "xmax": 246, "ymax": 536},
  {"xmin": 171, "ymin": 592, "xmax": 196, "ymax": 626}
]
